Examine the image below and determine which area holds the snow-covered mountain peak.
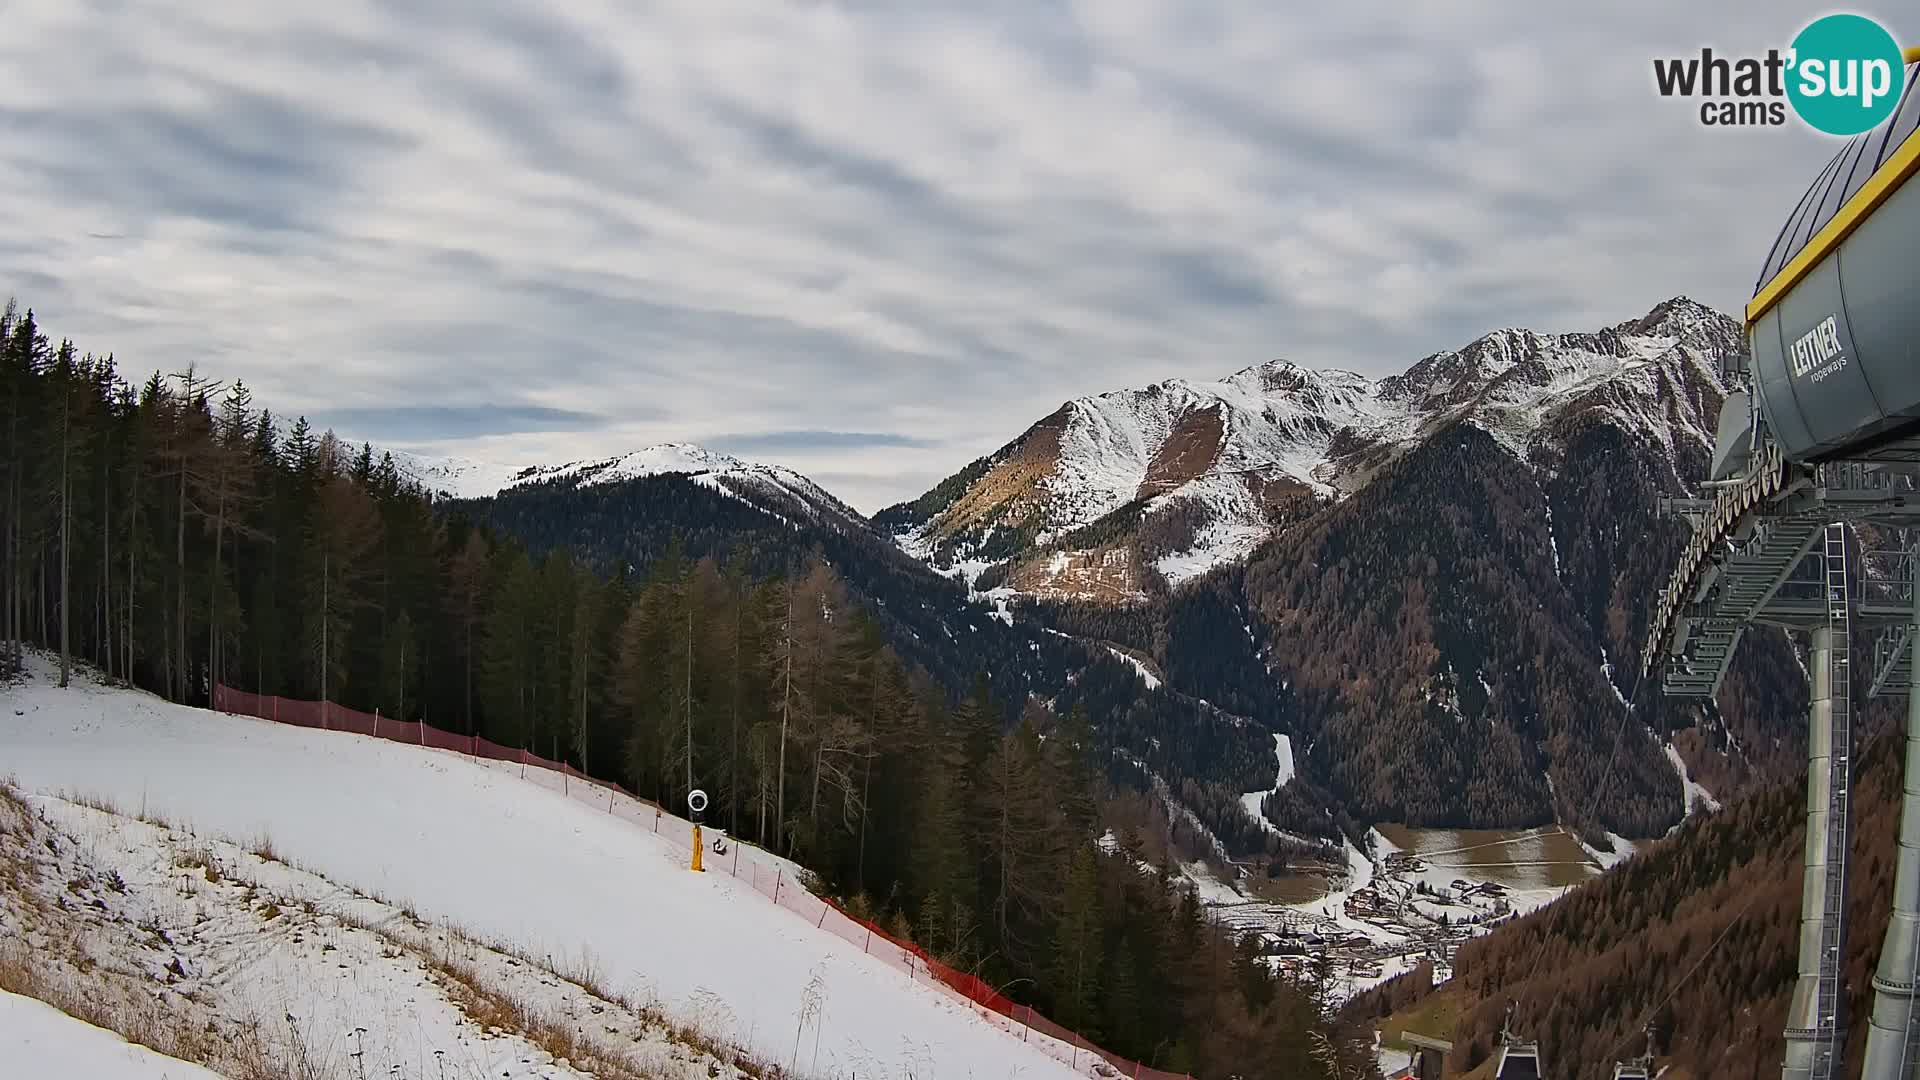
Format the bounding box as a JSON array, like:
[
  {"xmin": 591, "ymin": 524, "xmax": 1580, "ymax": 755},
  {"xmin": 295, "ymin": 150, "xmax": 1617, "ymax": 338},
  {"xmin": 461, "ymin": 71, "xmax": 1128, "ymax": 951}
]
[
  {"xmin": 395, "ymin": 443, "xmax": 862, "ymax": 528},
  {"xmin": 1223, "ymin": 358, "xmax": 1370, "ymax": 397},
  {"xmin": 518, "ymin": 443, "xmax": 755, "ymax": 488},
  {"xmin": 1614, "ymin": 295, "xmax": 1728, "ymax": 341},
  {"xmin": 888, "ymin": 297, "xmax": 1743, "ymax": 601},
  {"xmin": 387, "ymin": 451, "xmax": 539, "ymax": 500}
]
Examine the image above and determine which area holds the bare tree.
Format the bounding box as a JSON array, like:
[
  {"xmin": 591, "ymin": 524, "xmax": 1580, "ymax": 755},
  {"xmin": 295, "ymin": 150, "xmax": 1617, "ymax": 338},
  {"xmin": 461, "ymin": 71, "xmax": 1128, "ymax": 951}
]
[{"xmin": 774, "ymin": 579, "xmax": 795, "ymax": 853}]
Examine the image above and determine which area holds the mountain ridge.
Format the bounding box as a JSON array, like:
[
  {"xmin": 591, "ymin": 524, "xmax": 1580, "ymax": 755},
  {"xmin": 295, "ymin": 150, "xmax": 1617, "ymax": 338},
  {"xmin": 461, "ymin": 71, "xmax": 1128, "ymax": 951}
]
[
  {"xmin": 881, "ymin": 295, "xmax": 1737, "ymax": 602},
  {"xmin": 395, "ymin": 441, "xmax": 867, "ymax": 534}
]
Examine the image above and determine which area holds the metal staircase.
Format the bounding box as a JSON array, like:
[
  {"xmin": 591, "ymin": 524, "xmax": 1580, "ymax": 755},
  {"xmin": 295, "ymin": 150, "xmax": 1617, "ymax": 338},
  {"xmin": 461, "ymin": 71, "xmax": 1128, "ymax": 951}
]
[
  {"xmin": 1662, "ymin": 518, "xmax": 1825, "ymax": 697},
  {"xmin": 1872, "ymin": 624, "xmax": 1914, "ymax": 698},
  {"xmin": 1812, "ymin": 522, "xmax": 1855, "ymax": 1080}
]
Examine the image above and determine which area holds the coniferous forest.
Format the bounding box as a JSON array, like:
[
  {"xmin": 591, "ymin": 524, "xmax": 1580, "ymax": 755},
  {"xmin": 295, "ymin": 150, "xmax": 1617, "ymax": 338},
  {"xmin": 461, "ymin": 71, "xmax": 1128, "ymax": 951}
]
[{"xmin": 0, "ymin": 301, "xmax": 1377, "ymax": 1079}]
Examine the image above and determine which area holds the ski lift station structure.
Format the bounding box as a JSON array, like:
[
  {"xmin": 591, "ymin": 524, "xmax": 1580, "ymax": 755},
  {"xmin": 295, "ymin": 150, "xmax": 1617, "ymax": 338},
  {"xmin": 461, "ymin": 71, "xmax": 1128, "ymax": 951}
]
[{"xmin": 1631, "ymin": 48, "xmax": 1920, "ymax": 1080}]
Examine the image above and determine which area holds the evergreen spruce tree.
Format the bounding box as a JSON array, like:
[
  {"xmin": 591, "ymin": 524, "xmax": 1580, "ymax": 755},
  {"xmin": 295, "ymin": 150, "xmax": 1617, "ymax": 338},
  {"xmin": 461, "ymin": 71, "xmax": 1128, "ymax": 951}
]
[{"xmin": 1052, "ymin": 846, "xmax": 1102, "ymax": 1034}]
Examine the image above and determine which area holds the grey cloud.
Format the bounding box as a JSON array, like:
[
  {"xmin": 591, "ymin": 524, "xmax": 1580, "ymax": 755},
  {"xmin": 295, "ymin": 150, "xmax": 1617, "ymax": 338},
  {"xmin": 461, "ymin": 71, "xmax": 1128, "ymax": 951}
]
[
  {"xmin": 1154, "ymin": 250, "xmax": 1273, "ymax": 310},
  {"xmin": 0, "ymin": 0, "xmax": 1872, "ymax": 512}
]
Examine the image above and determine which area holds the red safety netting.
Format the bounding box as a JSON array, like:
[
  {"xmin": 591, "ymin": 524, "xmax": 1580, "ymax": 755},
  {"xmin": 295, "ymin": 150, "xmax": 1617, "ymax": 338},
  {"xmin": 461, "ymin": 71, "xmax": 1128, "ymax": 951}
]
[{"xmin": 210, "ymin": 684, "xmax": 1188, "ymax": 1080}]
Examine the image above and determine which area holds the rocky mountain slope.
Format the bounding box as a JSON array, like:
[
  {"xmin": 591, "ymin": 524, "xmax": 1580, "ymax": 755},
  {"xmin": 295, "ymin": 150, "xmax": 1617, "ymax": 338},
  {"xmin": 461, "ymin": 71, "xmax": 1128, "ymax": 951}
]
[
  {"xmin": 880, "ymin": 297, "xmax": 1739, "ymax": 602},
  {"xmin": 1005, "ymin": 299, "xmax": 1809, "ymax": 836}
]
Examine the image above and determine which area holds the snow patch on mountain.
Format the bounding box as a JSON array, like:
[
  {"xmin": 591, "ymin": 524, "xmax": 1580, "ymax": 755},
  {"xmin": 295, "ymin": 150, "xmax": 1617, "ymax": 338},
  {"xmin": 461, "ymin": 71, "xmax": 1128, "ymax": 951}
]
[
  {"xmin": 1665, "ymin": 742, "xmax": 1722, "ymax": 817},
  {"xmin": 1239, "ymin": 733, "xmax": 1296, "ymax": 833},
  {"xmin": 1156, "ymin": 521, "xmax": 1272, "ymax": 585},
  {"xmin": 1106, "ymin": 647, "xmax": 1162, "ymax": 690}
]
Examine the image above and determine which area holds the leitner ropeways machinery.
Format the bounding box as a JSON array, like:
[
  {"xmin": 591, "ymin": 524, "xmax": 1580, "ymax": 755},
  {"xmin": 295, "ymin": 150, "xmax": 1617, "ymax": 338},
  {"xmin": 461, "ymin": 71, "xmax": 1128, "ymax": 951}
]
[{"xmin": 1646, "ymin": 50, "xmax": 1920, "ymax": 1080}]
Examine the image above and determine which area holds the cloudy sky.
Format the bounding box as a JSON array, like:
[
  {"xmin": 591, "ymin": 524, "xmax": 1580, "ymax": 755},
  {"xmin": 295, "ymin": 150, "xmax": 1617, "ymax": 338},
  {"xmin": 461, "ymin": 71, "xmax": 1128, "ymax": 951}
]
[{"xmin": 0, "ymin": 1, "xmax": 1880, "ymax": 510}]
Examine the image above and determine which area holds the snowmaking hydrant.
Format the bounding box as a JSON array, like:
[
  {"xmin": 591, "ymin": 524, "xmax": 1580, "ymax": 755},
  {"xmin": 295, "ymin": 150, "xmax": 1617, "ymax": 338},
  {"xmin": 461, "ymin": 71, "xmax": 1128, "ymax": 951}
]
[{"xmin": 687, "ymin": 788, "xmax": 708, "ymax": 873}]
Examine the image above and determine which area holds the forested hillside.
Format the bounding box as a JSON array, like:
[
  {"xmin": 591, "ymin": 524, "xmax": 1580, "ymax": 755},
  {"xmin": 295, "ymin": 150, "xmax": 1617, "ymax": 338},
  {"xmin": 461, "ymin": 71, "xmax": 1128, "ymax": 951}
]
[
  {"xmin": 1367, "ymin": 705, "xmax": 1908, "ymax": 1079},
  {"xmin": 0, "ymin": 300, "xmax": 1374, "ymax": 1079},
  {"xmin": 454, "ymin": 448, "xmax": 1325, "ymax": 869}
]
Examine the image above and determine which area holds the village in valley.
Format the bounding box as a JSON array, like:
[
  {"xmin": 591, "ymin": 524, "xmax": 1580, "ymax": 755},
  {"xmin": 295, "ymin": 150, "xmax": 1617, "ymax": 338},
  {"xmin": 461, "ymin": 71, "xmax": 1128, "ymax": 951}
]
[{"xmin": 1198, "ymin": 826, "xmax": 1599, "ymax": 1002}]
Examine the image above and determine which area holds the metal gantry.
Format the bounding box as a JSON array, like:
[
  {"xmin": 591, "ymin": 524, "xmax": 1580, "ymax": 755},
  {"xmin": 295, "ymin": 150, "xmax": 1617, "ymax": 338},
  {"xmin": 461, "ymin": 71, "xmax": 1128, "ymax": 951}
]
[{"xmin": 1645, "ymin": 443, "xmax": 1920, "ymax": 1080}]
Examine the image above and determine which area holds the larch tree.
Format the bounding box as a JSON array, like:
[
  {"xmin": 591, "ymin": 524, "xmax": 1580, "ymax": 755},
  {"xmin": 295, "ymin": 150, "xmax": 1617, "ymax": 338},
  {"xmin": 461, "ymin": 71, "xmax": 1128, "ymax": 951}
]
[{"xmin": 304, "ymin": 471, "xmax": 382, "ymax": 713}]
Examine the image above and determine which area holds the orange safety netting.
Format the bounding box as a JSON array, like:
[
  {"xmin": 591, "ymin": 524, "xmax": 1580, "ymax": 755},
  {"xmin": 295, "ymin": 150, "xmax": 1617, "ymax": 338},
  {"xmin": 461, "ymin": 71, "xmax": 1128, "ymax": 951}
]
[{"xmin": 211, "ymin": 685, "xmax": 1190, "ymax": 1080}]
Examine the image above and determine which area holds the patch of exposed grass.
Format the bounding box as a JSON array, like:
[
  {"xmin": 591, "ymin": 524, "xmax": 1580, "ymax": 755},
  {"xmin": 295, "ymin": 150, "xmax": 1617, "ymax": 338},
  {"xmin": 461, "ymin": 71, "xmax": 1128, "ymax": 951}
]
[
  {"xmin": 426, "ymin": 921, "xmax": 775, "ymax": 1079},
  {"xmin": 62, "ymin": 789, "xmax": 122, "ymax": 818},
  {"xmin": 174, "ymin": 846, "xmax": 223, "ymax": 885},
  {"xmin": 0, "ymin": 939, "xmax": 228, "ymax": 1070},
  {"xmin": 248, "ymin": 831, "xmax": 280, "ymax": 865}
]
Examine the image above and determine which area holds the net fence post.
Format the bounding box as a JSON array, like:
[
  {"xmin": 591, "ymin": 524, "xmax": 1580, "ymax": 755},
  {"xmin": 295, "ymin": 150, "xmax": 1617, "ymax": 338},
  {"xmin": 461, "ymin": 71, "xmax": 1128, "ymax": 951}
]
[{"xmin": 373, "ymin": 707, "xmax": 379, "ymax": 739}]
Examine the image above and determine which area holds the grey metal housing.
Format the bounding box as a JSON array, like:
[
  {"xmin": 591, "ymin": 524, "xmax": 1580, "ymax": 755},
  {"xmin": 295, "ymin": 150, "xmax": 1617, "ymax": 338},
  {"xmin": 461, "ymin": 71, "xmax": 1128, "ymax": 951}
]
[{"xmin": 1750, "ymin": 65, "xmax": 1920, "ymax": 464}]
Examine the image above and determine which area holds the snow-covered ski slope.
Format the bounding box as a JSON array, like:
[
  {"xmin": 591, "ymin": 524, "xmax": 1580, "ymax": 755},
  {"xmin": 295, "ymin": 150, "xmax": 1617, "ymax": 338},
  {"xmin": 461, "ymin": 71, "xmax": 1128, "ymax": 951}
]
[
  {"xmin": 1, "ymin": 989, "xmax": 225, "ymax": 1080},
  {"xmin": 2, "ymin": 667, "xmax": 1084, "ymax": 1080}
]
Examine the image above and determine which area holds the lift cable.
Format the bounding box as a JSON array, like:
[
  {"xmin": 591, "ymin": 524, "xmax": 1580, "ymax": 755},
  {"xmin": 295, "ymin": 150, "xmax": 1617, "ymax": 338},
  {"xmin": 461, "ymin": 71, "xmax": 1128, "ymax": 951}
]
[
  {"xmin": 1597, "ymin": 884, "xmax": 1766, "ymax": 1066},
  {"xmin": 1507, "ymin": 654, "xmax": 1662, "ymax": 1044}
]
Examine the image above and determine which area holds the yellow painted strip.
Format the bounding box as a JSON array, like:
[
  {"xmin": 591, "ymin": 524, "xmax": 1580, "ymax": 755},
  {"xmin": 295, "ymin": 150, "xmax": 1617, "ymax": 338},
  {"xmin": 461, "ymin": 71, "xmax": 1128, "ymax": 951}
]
[
  {"xmin": 1907, "ymin": 46, "xmax": 1920, "ymax": 64},
  {"xmin": 1747, "ymin": 121, "xmax": 1920, "ymax": 326}
]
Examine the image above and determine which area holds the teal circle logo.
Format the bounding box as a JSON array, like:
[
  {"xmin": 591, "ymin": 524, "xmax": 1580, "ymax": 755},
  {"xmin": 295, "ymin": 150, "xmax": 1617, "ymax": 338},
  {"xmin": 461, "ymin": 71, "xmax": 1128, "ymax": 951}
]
[{"xmin": 1786, "ymin": 14, "xmax": 1906, "ymax": 135}]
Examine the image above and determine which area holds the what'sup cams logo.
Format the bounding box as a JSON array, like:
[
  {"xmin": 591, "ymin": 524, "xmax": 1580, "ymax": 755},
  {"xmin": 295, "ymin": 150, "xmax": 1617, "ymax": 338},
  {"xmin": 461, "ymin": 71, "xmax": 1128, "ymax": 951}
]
[{"xmin": 1654, "ymin": 13, "xmax": 1908, "ymax": 135}]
